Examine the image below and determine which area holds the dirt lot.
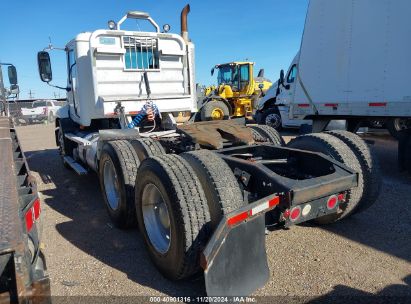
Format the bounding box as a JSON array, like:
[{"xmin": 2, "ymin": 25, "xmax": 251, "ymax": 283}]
[{"xmin": 16, "ymin": 124, "xmax": 411, "ymax": 302}]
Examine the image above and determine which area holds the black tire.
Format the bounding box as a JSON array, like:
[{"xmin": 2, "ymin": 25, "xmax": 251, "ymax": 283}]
[
  {"xmin": 386, "ymin": 118, "xmax": 410, "ymax": 141},
  {"xmin": 135, "ymin": 154, "xmax": 211, "ymax": 280},
  {"xmin": 326, "ymin": 130, "xmax": 381, "ymax": 214},
  {"xmin": 57, "ymin": 127, "xmax": 75, "ymax": 169},
  {"xmin": 182, "ymin": 150, "xmax": 245, "ymax": 230},
  {"xmin": 399, "ymin": 134, "xmax": 411, "ymax": 174},
  {"xmin": 99, "ymin": 140, "xmax": 140, "ymax": 229},
  {"xmin": 249, "ymin": 125, "xmax": 285, "ymax": 146},
  {"xmin": 131, "ymin": 138, "xmax": 165, "ymax": 162},
  {"xmin": 200, "ymin": 100, "xmax": 230, "ymax": 121},
  {"xmin": 287, "ymin": 133, "xmax": 363, "ymax": 224},
  {"xmin": 255, "ymin": 107, "xmax": 282, "ymax": 130}
]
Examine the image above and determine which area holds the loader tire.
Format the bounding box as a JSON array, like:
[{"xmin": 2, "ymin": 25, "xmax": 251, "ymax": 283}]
[
  {"xmin": 249, "ymin": 125, "xmax": 285, "ymax": 146},
  {"xmin": 182, "ymin": 150, "xmax": 245, "ymax": 230},
  {"xmin": 99, "ymin": 140, "xmax": 140, "ymax": 229},
  {"xmin": 287, "ymin": 133, "xmax": 363, "ymax": 224},
  {"xmin": 135, "ymin": 154, "xmax": 211, "ymax": 280},
  {"xmin": 326, "ymin": 130, "xmax": 381, "ymax": 214},
  {"xmin": 131, "ymin": 138, "xmax": 165, "ymax": 162},
  {"xmin": 200, "ymin": 100, "xmax": 230, "ymax": 121}
]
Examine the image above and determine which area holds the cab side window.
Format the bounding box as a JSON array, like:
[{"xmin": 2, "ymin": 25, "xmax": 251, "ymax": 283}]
[
  {"xmin": 287, "ymin": 64, "xmax": 297, "ymax": 83},
  {"xmin": 67, "ymin": 49, "xmax": 77, "ymax": 84}
]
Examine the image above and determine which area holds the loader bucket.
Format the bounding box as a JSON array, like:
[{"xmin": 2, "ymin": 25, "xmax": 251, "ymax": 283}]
[{"xmin": 201, "ymin": 196, "xmax": 279, "ymax": 296}]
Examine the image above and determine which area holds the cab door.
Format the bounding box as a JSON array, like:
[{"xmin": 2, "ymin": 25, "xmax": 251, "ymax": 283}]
[{"xmin": 66, "ymin": 46, "xmax": 80, "ymax": 118}]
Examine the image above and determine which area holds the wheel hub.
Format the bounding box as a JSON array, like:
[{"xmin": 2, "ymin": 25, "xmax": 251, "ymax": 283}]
[
  {"xmin": 265, "ymin": 113, "xmax": 281, "ymax": 129},
  {"xmin": 103, "ymin": 159, "xmax": 120, "ymax": 210},
  {"xmin": 142, "ymin": 183, "xmax": 171, "ymax": 254},
  {"xmin": 211, "ymin": 108, "xmax": 224, "ymax": 120}
]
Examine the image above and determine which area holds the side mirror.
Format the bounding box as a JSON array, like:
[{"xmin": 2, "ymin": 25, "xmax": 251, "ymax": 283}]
[
  {"xmin": 9, "ymin": 84, "xmax": 19, "ymax": 95},
  {"xmin": 8, "ymin": 65, "xmax": 18, "ymax": 85},
  {"xmin": 257, "ymin": 69, "xmax": 264, "ymax": 78},
  {"xmin": 211, "ymin": 68, "xmax": 215, "ymax": 76},
  {"xmin": 279, "ymin": 69, "xmax": 285, "ymax": 85},
  {"xmin": 37, "ymin": 51, "xmax": 53, "ymax": 82}
]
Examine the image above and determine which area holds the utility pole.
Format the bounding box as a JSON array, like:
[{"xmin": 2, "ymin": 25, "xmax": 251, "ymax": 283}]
[
  {"xmin": 28, "ymin": 89, "xmax": 35, "ymax": 99},
  {"xmin": 0, "ymin": 65, "xmax": 5, "ymax": 116}
]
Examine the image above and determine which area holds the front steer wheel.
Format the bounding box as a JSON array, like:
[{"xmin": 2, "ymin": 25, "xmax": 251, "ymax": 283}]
[
  {"xmin": 135, "ymin": 154, "xmax": 211, "ymax": 280},
  {"xmin": 99, "ymin": 140, "xmax": 140, "ymax": 229}
]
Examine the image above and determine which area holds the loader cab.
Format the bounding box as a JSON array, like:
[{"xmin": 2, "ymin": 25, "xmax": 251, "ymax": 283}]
[{"xmin": 214, "ymin": 62, "xmax": 254, "ymax": 96}]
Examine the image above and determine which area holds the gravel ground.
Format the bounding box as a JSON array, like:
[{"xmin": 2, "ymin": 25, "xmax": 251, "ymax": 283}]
[{"xmin": 16, "ymin": 124, "xmax": 411, "ymax": 302}]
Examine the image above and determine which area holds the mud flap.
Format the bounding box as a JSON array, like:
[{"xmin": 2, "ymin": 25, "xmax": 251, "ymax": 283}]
[{"xmin": 202, "ymin": 197, "xmax": 276, "ymax": 296}]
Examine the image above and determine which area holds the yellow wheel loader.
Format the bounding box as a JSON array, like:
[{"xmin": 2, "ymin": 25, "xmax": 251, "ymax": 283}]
[{"xmin": 199, "ymin": 62, "xmax": 272, "ymax": 121}]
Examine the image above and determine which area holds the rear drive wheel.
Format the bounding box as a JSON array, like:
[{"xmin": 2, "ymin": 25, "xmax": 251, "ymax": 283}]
[
  {"xmin": 182, "ymin": 150, "xmax": 245, "ymax": 230},
  {"xmin": 135, "ymin": 154, "xmax": 211, "ymax": 280},
  {"xmin": 326, "ymin": 130, "xmax": 381, "ymax": 214},
  {"xmin": 131, "ymin": 138, "xmax": 165, "ymax": 162},
  {"xmin": 250, "ymin": 125, "xmax": 285, "ymax": 146},
  {"xmin": 287, "ymin": 133, "xmax": 363, "ymax": 224},
  {"xmin": 99, "ymin": 140, "xmax": 140, "ymax": 228},
  {"xmin": 200, "ymin": 100, "xmax": 230, "ymax": 121}
]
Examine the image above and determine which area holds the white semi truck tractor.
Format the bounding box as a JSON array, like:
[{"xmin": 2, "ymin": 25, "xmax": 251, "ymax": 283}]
[
  {"xmin": 37, "ymin": 5, "xmax": 380, "ymax": 296},
  {"xmin": 257, "ymin": 0, "xmax": 411, "ymax": 139}
]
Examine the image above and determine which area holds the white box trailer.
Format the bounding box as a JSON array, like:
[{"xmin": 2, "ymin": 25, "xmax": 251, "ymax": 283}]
[{"xmin": 257, "ymin": 0, "xmax": 411, "ymax": 137}]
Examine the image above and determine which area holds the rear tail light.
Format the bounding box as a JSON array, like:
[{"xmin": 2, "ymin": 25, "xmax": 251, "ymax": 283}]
[
  {"xmin": 290, "ymin": 206, "xmax": 301, "ymax": 222},
  {"xmin": 227, "ymin": 196, "xmax": 279, "ymax": 227},
  {"xmin": 25, "ymin": 209, "xmax": 34, "ymax": 232},
  {"xmin": 327, "ymin": 195, "xmax": 338, "ymax": 210},
  {"xmin": 43, "ymin": 107, "xmax": 48, "ymax": 115},
  {"xmin": 25, "ymin": 198, "xmax": 41, "ymax": 232}
]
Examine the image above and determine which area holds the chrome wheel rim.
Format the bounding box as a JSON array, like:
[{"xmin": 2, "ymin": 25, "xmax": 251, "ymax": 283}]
[
  {"xmin": 142, "ymin": 183, "xmax": 171, "ymax": 254},
  {"xmin": 265, "ymin": 113, "xmax": 281, "ymax": 129},
  {"xmin": 103, "ymin": 159, "xmax": 120, "ymax": 210}
]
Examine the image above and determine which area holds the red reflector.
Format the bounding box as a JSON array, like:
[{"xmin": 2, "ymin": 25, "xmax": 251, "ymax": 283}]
[
  {"xmin": 327, "ymin": 195, "xmax": 338, "ymax": 210},
  {"xmin": 325, "ymin": 103, "xmax": 338, "ymax": 107},
  {"xmin": 298, "ymin": 104, "xmax": 310, "ymax": 108},
  {"xmin": 283, "ymin": 209, "xmax": 290, "ymax": 218},
  {"xmin": 369, "ymin": 102, "xmax": 386, "ymax": 107},
  {"xmin": 290, "ymin": 207, "xmax": 301, "ymax": 221},
  {"xmin": 337, "ymin": 193, "xmax": 345, "ymax": 201},
  {"xmin": 25, "ymin": 209, "xmax": 34, "ymax": 232},
  {"xmin": 33, "ymin": 199, "xmax": 41, "ymax": 220},
  {"xmin": 129, "ymin": 111, "xmax": 139, "ymax": 115},
  {"xmin": 269, "ymin": 196, "xmax": 280, "ymax": 208},
  {"xmin": 227, "ymin": 211, "xmax": 249, "ymax": 226}
]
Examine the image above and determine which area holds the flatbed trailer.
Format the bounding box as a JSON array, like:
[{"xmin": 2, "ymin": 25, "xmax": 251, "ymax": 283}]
[{"xmin": 0, "ymin": 117, "xmax": 50, "ymax": 303}]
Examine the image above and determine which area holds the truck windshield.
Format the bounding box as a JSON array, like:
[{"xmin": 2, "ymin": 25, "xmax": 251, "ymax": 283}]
[{"xmin": 217, "ymin": 65, "xmax": 239, "ymax": 90}]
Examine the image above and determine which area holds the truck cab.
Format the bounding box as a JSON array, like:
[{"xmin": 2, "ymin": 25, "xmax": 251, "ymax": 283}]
[
  {"xmin": 39, "ymin": 9, "xmax": 196, "ymax": 128},
  {"xmin": 255, "ymin": 53, "xmax": 309, "ymax": 129}
]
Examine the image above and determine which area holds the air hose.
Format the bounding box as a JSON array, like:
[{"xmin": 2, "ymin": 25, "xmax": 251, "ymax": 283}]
[
  {"xmin": 127, "ymin": 102, "xmax": 159, "ymax": 129},
  {"xmin": 128, "ymin": 71, "xmax": 159, "ymax": 130}
]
